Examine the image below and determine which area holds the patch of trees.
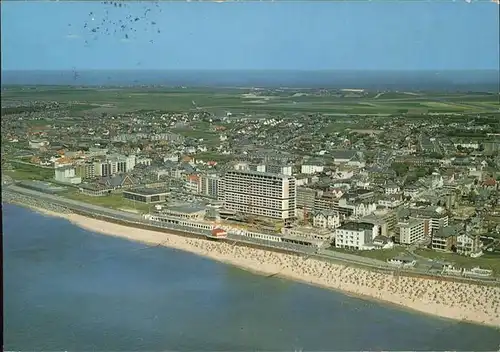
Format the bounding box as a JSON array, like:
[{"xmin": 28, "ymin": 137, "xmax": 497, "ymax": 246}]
[
  {"xmin": 391, "ymin": 162, "xmax": 410, "ymax": 177},
  {"xmin": 414, "ymin": 167, "xmax": 433, "ymax": 178},
  {"xmin": 427, "ymin": 152, "xmax": 444, "ymax": 159}
]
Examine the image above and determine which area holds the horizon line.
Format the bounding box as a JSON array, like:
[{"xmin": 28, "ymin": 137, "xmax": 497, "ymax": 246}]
[{"xmin": 2, "ymin": 68, "xmax": 499, "ymax": 72}]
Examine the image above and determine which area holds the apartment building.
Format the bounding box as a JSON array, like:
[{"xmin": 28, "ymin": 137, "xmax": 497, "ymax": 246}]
[
  {"xmin": 94, "ymin": 155, "xmax": 135, "ymax": 177},
  {"xmin": 314, "ymin": 192, "xmax": 340, "ymax": 212},
  {"xmin": 360, "ymin": 208, "xmax": 397, "ymax": 238},
  {"xmin": 409, "ymin": 207, "xmax": 449, "ymax": 236},
  {"xmin": 200, "ymin": 173, "xmax": 221, "ymax": 199},
  {"xmin": 398, "ymin": 219, "xmax": 426, "ymax": 245},
  {"xmin": 75, "ymin": 161, "xmax": 96, "ymax": 179},
  {"xmin": 297, "ymin": 187, "xmax": 316, "ymax": 210},
  {"xmin": 223, "ymin": 170, "xmax": 297, "ymax": 223},
  {"xmin": 185, "ymin": 174, "xmax": 201, "ymax": 194}
]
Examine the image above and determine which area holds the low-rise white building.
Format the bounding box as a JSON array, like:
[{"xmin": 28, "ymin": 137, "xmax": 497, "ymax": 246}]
[
  {"xmin": 334, "ymin": 222, "xmax": 376, "ymax": 250},
  {"xmin": 282, "ymin": 226, "xmax": 333, "ymax": 245},
  {"xmin": 384, "ymin": 183, "xmax": 401, "ymax": 195},
  {"xmin": 301, "ymin": 164, "xmax": 325, "ymax": 174},
  {"xmin": 29, "ymin": 139, "xmax": 49, "ymax": 149},
  {"xmin": 54, "ymin": 166, "xmax": 82, "ymax": 184},
  {"xmin": 136, "ymin": 157, "xmax": 152, "ymax": 167}
]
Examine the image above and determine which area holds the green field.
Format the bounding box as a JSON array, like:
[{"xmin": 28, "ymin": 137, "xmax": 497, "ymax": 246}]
[
  {"xmin": 4, "ymin": 161, "xmax": 54, "ymax": 181},
  {"xmin": 331, "ymin": 247, "xmax": 409, "ymax": 262},
  {"xmin": 2, "ymin": 86, "xmax": 498, "ymax": 115},
  {"xmin": 61, "ymin": 189, "xmax": 152, "ymax": 213}
]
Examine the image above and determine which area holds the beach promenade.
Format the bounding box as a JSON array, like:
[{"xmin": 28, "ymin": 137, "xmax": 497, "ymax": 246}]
[{"xmin": 12, "ymin": 204, "xmax": 500, "ymax": 328}]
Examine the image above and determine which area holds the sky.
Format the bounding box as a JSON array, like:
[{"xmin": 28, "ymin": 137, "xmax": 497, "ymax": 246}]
[{"xmin": 1, "ymin": 1, "xmax": 499, "ymax": 71}]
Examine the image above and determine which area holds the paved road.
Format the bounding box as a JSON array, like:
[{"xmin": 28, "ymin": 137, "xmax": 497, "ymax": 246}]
[{"xmin": 6, "ymin": 185, "xmax": 144, "ymax": 223}]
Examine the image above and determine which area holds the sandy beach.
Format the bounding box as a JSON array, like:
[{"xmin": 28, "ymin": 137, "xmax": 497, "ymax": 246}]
[{"xmin": 30, "ymin": 207, "xmax": 500, "ymax": 328}]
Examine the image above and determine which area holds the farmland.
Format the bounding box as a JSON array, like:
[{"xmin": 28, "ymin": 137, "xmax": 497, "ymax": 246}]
[{"xmin": 1, "ymin": 86, "xmax": 498, "ymax": 116}]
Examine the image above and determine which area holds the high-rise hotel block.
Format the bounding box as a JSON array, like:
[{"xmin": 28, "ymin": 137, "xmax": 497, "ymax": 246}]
[{"xmin": 223, "ymin": 170, "xmax": 297, "ymax": 222}]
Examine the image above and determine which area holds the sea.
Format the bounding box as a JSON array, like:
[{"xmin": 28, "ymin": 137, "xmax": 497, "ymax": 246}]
[
  {"xmin": 3, "ymin": 203, "xmax": 500, "ymax": 351},
  {"xmin": 2, "ymin": 69, "xmax": 499, "ymax": 91}
]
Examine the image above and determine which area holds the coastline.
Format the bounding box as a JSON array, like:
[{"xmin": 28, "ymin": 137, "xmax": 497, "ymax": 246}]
[{"xmin": 11, "ymin": 203, "xmax": 500, "ymax": 329}]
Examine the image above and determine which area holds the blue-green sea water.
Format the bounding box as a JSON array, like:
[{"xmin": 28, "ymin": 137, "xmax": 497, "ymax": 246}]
[{"xmin": 3, "ymin": 204, "xmax": 500, "ymax": 350}]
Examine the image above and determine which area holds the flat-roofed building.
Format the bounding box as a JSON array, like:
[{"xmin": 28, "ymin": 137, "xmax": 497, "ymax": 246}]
[
  {"xmin": 122, "ymin": 188, "xmax": 168, "ymax": 204},
  {"xmin": 297, "ymin": 187, "xmax": 316, "ymax": 210},
  {"xmin": 158, "ymin": 204, "xmax": 207, "ymax": 221},
  {"xmin": 54, "ymin": 166, "xmax": 82, "ymax": 184},
  {"xmin": 409, "ymin": 206, "xmax": 449, "ymax": 236},
  {"xmin": 334, "ymin": 222, "xmax": 376, "ymax": 250},
  {"xmin": 200, "ymin": 173, "xmax": 221, "ymax": 199},
  {"xmin": 282, "ymin": 226, "xmax": 333, "ymax": 247},
  {"xmin": 223, "ymin": 169, "xmax": 296, "ymax": 224},
  {"xmin": 75, "ymin": 161, "xmax": 96, "ymax": 179},
  {"xmin": 398, "ymin": 219, "xmax": 426, "ymax": 245}
]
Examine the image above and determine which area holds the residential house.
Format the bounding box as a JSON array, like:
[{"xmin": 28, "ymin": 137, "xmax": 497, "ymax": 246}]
[
  {"xmin": 482, "ymin": 178, "xmax": 498, "ymax": 190},
  {"xmin": 378, "ymin": 193, "xmax": 403, "ymax": 208},
  {"xmin": 312, "ymin": 210, "xmax": 341, "ymax": 229},
  {"xmin": 346, "ymin": 153, "xmax": 366, "ymax": 168},
  {"xmin": 136, "ymin": 157, "xmax": 152, "ymax": 167},
  {"xmin": 384, "ymin": 182, "xmax": 401, "ymax": 195},
  {"xmin": 403, "ymin": 186, "xmax": 419, "ymax": 199},
  {"xmin": 330, "ymin": 188, "xmax": 345, "ymax": 199},
  {"xmin": 431, "ymin": 225, "xmax": 460, "ymax": 251},
  {"xmin": 97, "ymin": 173, "xmax": 136, "ymax": 190},
  {"xmin": 456, "ymin": 233, "xmax": 481, "ymax": 256},
  {"xmin": 338, "ymin": 198, "xmax": 377, "ymax": 219}
]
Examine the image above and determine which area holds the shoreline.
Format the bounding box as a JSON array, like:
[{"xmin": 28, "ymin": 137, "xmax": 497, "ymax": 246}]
[{"xmin": 8, "ymin": 203, "xmax": 500, "ymax": 329}]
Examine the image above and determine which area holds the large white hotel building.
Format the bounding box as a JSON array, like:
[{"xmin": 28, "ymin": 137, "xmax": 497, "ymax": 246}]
[{"xmin": 223, "ymin": 170, "xmax": 297, "ymax": 224}]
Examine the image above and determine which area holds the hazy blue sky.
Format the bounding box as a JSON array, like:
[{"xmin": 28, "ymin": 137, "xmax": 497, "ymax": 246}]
[{"xmin": 1, "ymin": 1, "xmax": 499, "ymax": 71}]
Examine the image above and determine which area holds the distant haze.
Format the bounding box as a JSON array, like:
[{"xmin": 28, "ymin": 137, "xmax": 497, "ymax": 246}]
[{"xmin": 1, "ymin": 70, "xmax": 499, "ymax": 91}]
